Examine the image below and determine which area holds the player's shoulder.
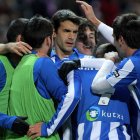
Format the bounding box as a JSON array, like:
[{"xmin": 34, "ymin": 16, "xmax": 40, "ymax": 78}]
[{"xmin": 37, "ymin": 56, "xmax": 55, "ymax": 65}]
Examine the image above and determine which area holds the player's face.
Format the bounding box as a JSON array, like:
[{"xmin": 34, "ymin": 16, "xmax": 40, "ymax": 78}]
[
  {"xmin": 84, "ymin": 27, "xmax": 96, "ymax": 48},
  {"xmin": 113, "ymin": 34, "xmax": 126, "ymax": 59},
  {"xmin": 116, "ymin": 36, "xmax": 127, "ymax": 58},
  {"xmin": 76, "ymin": 41, "xmax": 94, "ymax": 56},
  {"xmin": 55, "ymin": 20, "xmax": 79, "ymax": 56}
]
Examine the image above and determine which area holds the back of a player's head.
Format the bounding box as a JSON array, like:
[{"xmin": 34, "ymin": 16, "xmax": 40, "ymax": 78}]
[
  {"xmin": 122, "ymin": 19, "xmax": 140, "ymax": 49},
  {"xmin": 77, "ymin": 19, "xmax": 98, "ymax": 45},
  {"xmin": 51, "ymin": 9, "xmax": 81, "ymax": 32},
  {"xmin": 96, "ymin": 43, "xmax": 117, "ymax": 58},
  {"xmin": 23, "ymin": 15, "xmax": 53, "ymax": 49},
  {"xmin": 112, "ymin": 13, "xmax": 138, "ymax": 40},
  {"xmin": 6, "ymin": 18, "xmax": 29, "ymax": 42}
]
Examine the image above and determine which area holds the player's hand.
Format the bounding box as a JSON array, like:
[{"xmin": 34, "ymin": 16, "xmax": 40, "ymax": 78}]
[
  {"xmin": 76, "ymin": 0, "xmax": 100, "ymax": 26},
  {"xmin": 27, "ymin": 122, "xmax": 43, "ymax": 140},
  {"xmin": 11, "ymin": 116, "xmax": 29, "ymax": 136},
  {"xmin": 58, "ymin": 60, "xmax": 81, "ymax": 85},
  {"xmin": 104, "ymin": 52, "xmax": 119, "ymax": 63},
  {"xmin": 6, "ymin": 41, "xmax": 32, "ymax": 56}
]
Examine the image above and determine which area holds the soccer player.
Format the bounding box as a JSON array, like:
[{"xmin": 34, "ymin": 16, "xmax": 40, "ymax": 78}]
[
  {"xmin": 8, "ymin": 15, "xmax": 81, "ymax": 140},
  {"xmin": 50, "ymin": 9, "xmax": 84, "ymax": 140},
  {"xmin": 91, "ymin": 16, "xmax": 140, "ymax": 140},
  {"xmin": 0, "ymin": 18, "xmax": 30, "ymax": 138},
  {"xmin": 0, "ymin": 18, "xmax": 29, "ymax": 115}
]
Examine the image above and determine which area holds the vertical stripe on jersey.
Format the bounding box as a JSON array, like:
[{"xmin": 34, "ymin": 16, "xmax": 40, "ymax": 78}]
[
  {"xmin": 90, "ymin": 121, "xmax": 101, "ymax": 140},
  {"xmin": 122, "ymin": 125, "xmax": 130, "ymax": 140},
  {"xmin": 109, "ymin": 122, "xmax": 120, "ymax": 140},
  {"xmin": 77, "ymin": 123, "xmax": 84, "ymax": 140},
  {"xmin": 128, "ymin": 85, "xmax": 140, "ymax": 110},
  {"xmin": 62, "ymin": 118, "xmax": 72, "ymax": 140}
]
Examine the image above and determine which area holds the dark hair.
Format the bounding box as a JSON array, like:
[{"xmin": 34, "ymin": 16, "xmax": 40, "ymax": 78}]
[
  {"xmin": 23, "ymin": 15, "xmax": 53, "ymax": 48},
  {"xmin": 96, "ymin": 43, "xmax": 117, "ymax": 58},
  {"xmin": 51, "ymin": 9, "xmax": 81, "ymax": 32},
  {"xmin": 77, "ymin": 19, "xmax": 98, "ymax": 45},
  {"xmin": 122, "ymin": 19, "xmax": 140, "ymax": 49},
  {"xmin": 112, "ymin": 13, "xmax": 140, "ymax": 49},
  {"xmin": 112, "ymin": 13, "xmax": 138, "ymax": 40},
  {"xmin": 6, "ymin": 18, "xmax": 29, "ymax": 42}
]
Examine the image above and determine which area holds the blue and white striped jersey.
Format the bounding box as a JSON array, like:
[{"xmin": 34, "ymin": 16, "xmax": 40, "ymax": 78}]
[
  {"xmin": 106, "ymin": 49, "xmax": 140, "ymax": 139},
  {"xmin": 72, "ymin": 68, "xmax": 131, "ymax": 140},
  {"xmin": 97, "ymin": 22, "xmax": 140, "ymax": 140},
  {"xmin": 51, "ymin": 48, "xmax": 86, "ymax": 140}
]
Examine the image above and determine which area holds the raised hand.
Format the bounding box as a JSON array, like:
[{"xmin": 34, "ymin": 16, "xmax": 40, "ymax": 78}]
[
  {"xmin": 104, "ymin": 51, "xmax": 119, "ymax": 63},
  {"xmin": 76, "ymin": 0, "xmax": 101, "ymax": 26}
]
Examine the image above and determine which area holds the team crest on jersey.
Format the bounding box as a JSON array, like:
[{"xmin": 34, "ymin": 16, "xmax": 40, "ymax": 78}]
[
  {"xmin": 86, "ymin": 106, "xmax": 100, "ymax": 121},
  {"xmin": 113, "ymin": 70, "xmax": 120, "ymax": 77}
]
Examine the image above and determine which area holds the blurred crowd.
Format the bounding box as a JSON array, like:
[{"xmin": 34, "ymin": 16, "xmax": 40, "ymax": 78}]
[{"xmin": 0, "ymin": 0, "xmax": 140, "ymax": 42}]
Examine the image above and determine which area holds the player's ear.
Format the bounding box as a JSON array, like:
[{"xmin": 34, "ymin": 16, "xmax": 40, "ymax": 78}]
[
  {"xmin": 118, "ymin": 35, "xmax": 125, "ymax": 44},
  {"xmin": 53, "ymin": 31, "xmax": 56, "ymax": 38},
  {"xmin": 16, "ymin": 35, "xmax": 22, "ymax": 42},
  {"xmin": 45, "ymin": 36, "xmax": 51, "ymax": 47}
]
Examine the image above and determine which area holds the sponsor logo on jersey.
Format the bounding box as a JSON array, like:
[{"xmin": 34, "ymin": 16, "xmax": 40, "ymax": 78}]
[
  {"xmin": 86, "ymin": 106, "xmax": 100, "ymax": 121},
  {"xmin": 113, "ymin": 70, "xmax": 120, "ymax": 77},
  {"xmin": 86, "ymin": 106, "xmax": 124, "ymax": 121},
  {"xmin": 101, "ymin": 110, "xmax": 124, "ymax": 120}
]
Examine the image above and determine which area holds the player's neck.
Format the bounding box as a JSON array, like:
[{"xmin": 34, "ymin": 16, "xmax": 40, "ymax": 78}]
[
  {"xmin": 34, "ymin": 49, "xmax": 48, "ymax": 57},
  {"xmin": 55, "ymin": 48, "xmax": 73, "ymax": 59}
]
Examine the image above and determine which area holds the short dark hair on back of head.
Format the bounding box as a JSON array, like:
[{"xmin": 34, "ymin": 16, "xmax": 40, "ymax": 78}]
[
  {"xmin": 112, "ymin": 13, "xmax": 138, "ymax": 40},
  {"xmin": 23, "ymin": 15, "xmax": 53, "ymax": 49},
  {"xmin": 51, "ymin": 9, "xmax": 81, "ymax": 32},
  {"xmin": 6, "ymin": 18, "xmax": 29, "ymax": 42},
  {"xmin": 122, "ymin": 19, "xmax": 140, "ymax": 49}
]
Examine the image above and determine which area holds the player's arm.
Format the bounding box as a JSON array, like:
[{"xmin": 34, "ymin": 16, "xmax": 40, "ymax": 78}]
[
  {"xmin": 76, "ymin": 0, "xmax": 115, "ymax": 44},
  {"xmin": 80, "ymin": 57, "xmax": 105, "ymax": 69},
  {"xmin": 91, "ymin": 59, "xmax": 115, "ymax": 94},
  {"xmin": 0, "ymin": 113, "xmax": 16, "ymax": 129},
  {"xmin": 59, "ymin": 57, "xmax": 106, "ymax": 71},
  {"xmin": 0, "ymin": 113, "xmax": 29, "ymax": 135},
  {"xmin": 0, "ymin": 42, "xmax": 32, "ymax": 56},
  {"xmin": 27, "ymin": 59, "xmax": 81, "ymax": 139},
  {"xmin": 91, "ymin": 52, "xmax": 137, "ymax": 94},
  {"xmin": 91, "ymin": 52, "xmax": 119, "ymax": 93}
]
